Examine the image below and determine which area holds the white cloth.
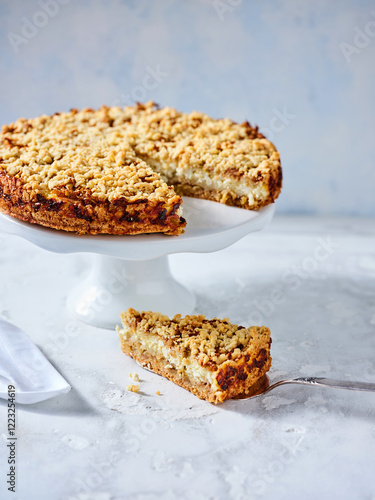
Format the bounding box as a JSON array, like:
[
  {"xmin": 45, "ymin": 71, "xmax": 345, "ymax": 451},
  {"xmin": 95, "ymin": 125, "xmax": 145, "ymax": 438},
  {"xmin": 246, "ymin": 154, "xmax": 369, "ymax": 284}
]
[{"xmin": 0, "ymin": 317, "xmax": 71, "ymax": 404}]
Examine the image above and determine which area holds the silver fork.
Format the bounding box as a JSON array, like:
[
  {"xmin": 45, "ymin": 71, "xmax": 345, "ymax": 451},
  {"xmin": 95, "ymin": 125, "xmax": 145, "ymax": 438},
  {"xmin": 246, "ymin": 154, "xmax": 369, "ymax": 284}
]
[{"xmin": 238, "ymin": 376, "xmax": 375, "ymax": 400}]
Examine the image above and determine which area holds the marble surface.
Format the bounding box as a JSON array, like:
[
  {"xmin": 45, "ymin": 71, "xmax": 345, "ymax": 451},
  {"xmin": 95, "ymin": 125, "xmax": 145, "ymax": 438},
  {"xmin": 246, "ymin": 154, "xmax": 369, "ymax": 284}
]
[{"xmin": 1, "ymin": 215, "xmax": 375, "ymax": 500}]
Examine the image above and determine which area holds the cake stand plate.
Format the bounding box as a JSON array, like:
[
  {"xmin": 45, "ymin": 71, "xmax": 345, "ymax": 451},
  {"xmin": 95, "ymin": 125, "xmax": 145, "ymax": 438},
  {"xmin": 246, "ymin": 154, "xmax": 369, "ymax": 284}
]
[{"xmin": 0, "ymin": 198, "xmax": 275, "ymax": 329}]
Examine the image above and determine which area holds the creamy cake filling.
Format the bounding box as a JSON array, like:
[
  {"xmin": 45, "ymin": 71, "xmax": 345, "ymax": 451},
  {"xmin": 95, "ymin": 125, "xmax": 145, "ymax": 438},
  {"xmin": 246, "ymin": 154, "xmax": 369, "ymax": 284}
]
[
  {"xmin": 118, "ymin": 325, "xmax": 217, "ymax": 387},
  {"xmin": 172, "ymin": 169, "xmax": 269, "ymax": 205},
  {"xmin": 139, "ymin": 158, "xmax": 269, "ymax": 206}
]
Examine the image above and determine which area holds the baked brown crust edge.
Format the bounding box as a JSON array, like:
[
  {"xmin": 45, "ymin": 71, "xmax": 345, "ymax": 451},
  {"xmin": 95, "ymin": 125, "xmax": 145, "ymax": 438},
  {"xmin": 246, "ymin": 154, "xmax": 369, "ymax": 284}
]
[
  {"xmin": 0, "ymin": 171, "xmax": 186, "ymax": 236},
  {"xmin": 119, "ymin": 336, "xmax": 271, "ymax": 404}
]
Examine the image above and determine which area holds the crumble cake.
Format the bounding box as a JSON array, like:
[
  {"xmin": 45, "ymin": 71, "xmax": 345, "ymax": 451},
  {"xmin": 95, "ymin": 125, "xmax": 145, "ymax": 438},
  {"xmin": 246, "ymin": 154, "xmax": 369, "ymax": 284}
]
[
  {"xmin": 117, "ymin": 308, "xmax": 272, "ymax": 404},
  {"xmin": 0, "ymin": 102, "xmax": 282, "ymax": 235}
]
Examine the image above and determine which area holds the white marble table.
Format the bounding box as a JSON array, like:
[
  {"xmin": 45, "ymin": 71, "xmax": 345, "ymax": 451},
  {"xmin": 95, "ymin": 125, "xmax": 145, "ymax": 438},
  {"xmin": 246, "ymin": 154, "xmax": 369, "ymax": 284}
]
[{"xmin": 1, "ymin": 215, "xmax": 375, "ymax": 500}]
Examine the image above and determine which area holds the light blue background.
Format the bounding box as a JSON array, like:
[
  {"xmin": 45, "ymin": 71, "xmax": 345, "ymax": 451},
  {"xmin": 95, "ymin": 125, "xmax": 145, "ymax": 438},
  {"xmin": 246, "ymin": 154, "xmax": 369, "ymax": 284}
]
[{"xmin": 1, "ymin": 0, "xmax": 375, "ymax": 216}]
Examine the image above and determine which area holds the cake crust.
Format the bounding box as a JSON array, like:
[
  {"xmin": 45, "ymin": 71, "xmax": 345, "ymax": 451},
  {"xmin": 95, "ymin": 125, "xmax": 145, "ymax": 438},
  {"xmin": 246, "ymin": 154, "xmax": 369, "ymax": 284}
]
[
  {"xmin": 117, "ymin": 308, "xmax": 272, "ymax": 404},
  {"xmin": 0, "ymin": 170, "xmax": 184, "ymax": 236}
]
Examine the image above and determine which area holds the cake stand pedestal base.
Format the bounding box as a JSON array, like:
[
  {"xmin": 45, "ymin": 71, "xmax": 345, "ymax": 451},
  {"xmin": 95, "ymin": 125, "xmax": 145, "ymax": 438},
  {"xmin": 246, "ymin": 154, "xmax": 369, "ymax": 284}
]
[
  {"xmin": 67, "ymin": 254, "xmax": 196, "ymax": 329},
  {"xmin": 0, "ymin": 199, "xmax": 275, "ymax": 330}
]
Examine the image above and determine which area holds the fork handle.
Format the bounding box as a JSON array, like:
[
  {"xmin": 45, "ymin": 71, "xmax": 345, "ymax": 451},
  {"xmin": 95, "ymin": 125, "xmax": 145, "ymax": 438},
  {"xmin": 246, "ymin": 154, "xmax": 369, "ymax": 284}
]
[{"xmin": 288, "ymin": 377, "xmax": 375, "ymax": 392}]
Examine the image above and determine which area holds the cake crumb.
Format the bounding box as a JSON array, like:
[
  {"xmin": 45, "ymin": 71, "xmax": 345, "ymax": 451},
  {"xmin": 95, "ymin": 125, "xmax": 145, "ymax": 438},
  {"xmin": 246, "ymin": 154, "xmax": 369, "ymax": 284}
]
[
  {"xmin": 126, "ymin": 384, "xmax": 140, "ymax": 393},
  {"xmin": 156, "ymin": 391, "xmax": 161, "ymax": 396},
  {"xmin": 129, "ymin": 373, "xmax": 140, "ymax": 382}
]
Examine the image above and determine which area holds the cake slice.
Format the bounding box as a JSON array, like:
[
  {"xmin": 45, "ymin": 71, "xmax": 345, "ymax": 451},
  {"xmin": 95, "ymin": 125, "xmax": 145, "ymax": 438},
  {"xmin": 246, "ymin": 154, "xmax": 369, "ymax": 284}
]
[{"xmin": 117, "ymin": 308, "xmax": 272, "ymax": 404}]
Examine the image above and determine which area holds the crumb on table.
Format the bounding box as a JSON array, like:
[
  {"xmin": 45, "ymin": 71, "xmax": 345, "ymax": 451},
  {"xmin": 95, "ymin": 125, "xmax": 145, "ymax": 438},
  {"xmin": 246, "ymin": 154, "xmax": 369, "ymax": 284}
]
[
  {"xmin": 129, "ymin": 372, "xmax": 140, "ymax": 382},
  {"xmin": 126, "ymin": 384, "xmax": 140, "ymax": 393},
  {"xmin": 156, "ymin": 391, "xmax": 161, "ymax": 396}
]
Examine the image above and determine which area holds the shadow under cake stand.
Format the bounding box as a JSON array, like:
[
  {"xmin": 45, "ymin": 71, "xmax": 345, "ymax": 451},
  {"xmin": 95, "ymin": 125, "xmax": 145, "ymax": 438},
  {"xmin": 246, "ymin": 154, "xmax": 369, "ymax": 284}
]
[{"xmin": 0, "ymin": 198, "xmax": 275, "ymax": 329}]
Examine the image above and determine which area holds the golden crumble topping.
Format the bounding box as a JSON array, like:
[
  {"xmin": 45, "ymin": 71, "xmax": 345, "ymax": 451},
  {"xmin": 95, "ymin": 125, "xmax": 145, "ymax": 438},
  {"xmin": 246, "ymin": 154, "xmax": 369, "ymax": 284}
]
[
  {"xmin": 121, "ymin": 308, "xmax": 271, "ymax": 370},
  {"xmin": 0, "ymin": 102, "xmax": 280, "ymax": 203},
  {"xmin": 0, "ymin": 111, "xmax": 176, "ymax": 203},
  {"xmin": 120, "ymin": 103, "xmax": 279, "ymax": 182}
]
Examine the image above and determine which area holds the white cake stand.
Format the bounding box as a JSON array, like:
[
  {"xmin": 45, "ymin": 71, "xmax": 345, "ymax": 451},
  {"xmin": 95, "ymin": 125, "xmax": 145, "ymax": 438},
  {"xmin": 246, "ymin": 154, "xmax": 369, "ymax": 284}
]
[{"xmin": 0, "ymin": 198, "xmax": 275, "ymax": 329}]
